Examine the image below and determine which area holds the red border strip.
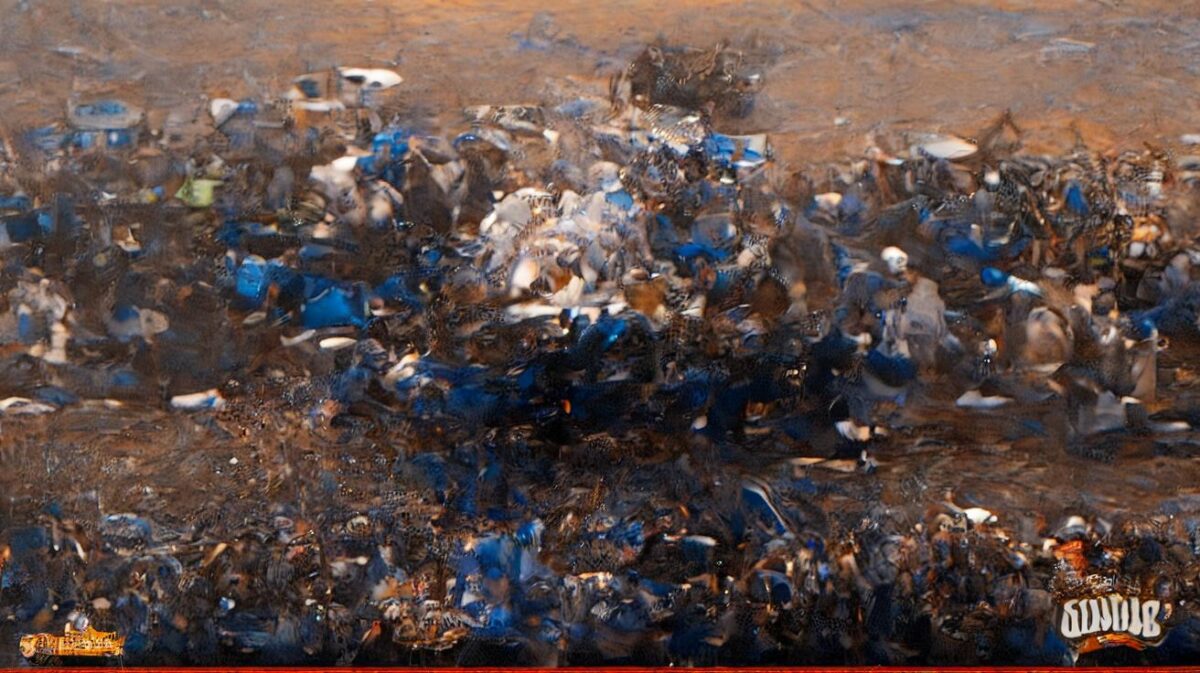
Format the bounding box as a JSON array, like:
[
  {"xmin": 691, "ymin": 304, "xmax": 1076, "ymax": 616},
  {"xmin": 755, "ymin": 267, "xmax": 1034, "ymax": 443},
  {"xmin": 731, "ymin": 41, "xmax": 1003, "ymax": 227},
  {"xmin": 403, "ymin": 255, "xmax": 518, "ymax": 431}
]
[{"xmin": 6, "ymin": 668, "xmax": 1200, "ymax": 672}]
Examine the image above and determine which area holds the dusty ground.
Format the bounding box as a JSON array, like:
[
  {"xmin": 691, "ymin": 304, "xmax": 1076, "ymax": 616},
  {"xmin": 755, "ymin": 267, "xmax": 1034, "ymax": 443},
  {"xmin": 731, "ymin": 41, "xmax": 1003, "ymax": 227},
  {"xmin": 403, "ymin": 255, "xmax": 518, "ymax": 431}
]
[{"xmin": 1, "ymin": 0, "xmax": 1199, "ymax": 165}]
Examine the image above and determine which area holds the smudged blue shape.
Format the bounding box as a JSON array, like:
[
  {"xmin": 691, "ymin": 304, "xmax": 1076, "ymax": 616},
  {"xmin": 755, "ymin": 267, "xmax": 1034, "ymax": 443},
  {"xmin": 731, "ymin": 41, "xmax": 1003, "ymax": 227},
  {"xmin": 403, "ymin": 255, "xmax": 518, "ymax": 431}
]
[
  {"xmin": 330, "ymin": 366, "xmax": 372, "ymax": 404},
  {"xmin": 674, "ymin": 378, "xmax": 709, "ymax": 411},
  {"xmin": 75, "ymin": 100, "xmax": 129, "ymax": 118},
  {"xmin": 571, "ymin": 316, "xmax": 629, "ymax": 361},
  {"xmin": 235, "ymin": 257, "xmax": 269, "ymax": 309},
  {"xmin": 511, "ymin": 488, "xmax": 529, "ymax": 507},
  {"xmin": 946, "ymin": 235, "xmax": 993, "ymax": 261},
  {"xmin": 216, "ymin": 221, "xmax": 244, "ymax": 248},
  {"xmin": 516, "ymin": 366, "xmax": 538, "ymax": 394},
  {"xmin": 534, "ymin": 618, "xmax": 563, "ymax": 644},
  {"xmin": 753, "ymin": 568, "xmax": 793, "ymax": 604},
  {"xmin": 486, "ymin": 506, "xmax": 519, "ymax": 521},
  {"xmin": 669, "ymin": 623, "xmax": 716, "ymax": 658},
  {"xmin": 865, "ymin": 349, "xmax": 917, "ymax": 387},
  {"xmin": 32, "ymin": 386, "xmax": 76, "ymax": 407},
  {"xmin": 8, "ymin": 527, "xmax": 49, "ymax": 554},
  {"xmin": 0, "ymin": 195, "xmax": 30, "ymax": 210},
  {"xmin": 454, "ymin": 477, "xmax": 478, "ymax": 516},
  {"xmin": 1066, "ymin": 181, "xmax": 1089, "ymax": 216},
  {"xmin": 473, "ymin": 535, "xmax": 508, "ymax": 572},
  {"xmin": 481, "ymin": 457, "xmax": 503, "ymax": 485},
  {"xmin": 72, "ymin": 131, "xmax": 98, "ymax": 149},
  {"xmin": 104, "ymin": 513, "xmax": 153, "ymax": 540},
  {"xmin": 27, "ymin": 126, "xmax": 66, "ymax": 152},
  {"xmin": 488, "ymin": 605, "xmax": 516, "ymax": 629},
  {"xmin": 704, "ymin": 133, "xmax": 737, "ymax": 163},
  {"xmin": 818, "ymin": 561, "xmax": 832, "ymax": 581},
  {"xmin": 980, "ymin": 266, "xmax": 1009, "ymax": 287},
  {"xmin": 775, "ymin": 415, "xmax": 810, "ymax": 441},
  {"xmin": 792, "ymin": 476, "xmax": 819, "ymax": 496},
  {"xmin": 409, "ymin": 453, "xmax": 448, "ymax": 501},
  {"xmin": 4, "ymin": 210, "xmax": 43, "ymax": 242},
  {"xmin": 516, "ymin": 520, "xmax": 544, "ymax": 548},
  {"xmin": 1134, "ymin": 316, "xmax": 1157, "ymax": 339},
  {"xmin": 455, "ymin": 551, "xmax": 482, "ymax": 577},
  {"xmin": 598, "ymin": 317, "xmax": 627, "ymax": 349},
  {"xmin": 832, "ymin": 244, "xmax": 856, "ymax": 286},
  {"xmin": 774, "ymin": 202, "xmax": 793, "ymax": 227},
  {"xmin": 634, "ymin": 573, "xmax": 678, "ymax": 598},
  {"xmin": 295, "ymin": 79, "xmax": 321, "ymax": 99},
  {"xmin": 704, "ymin": 133, "xmax": 766, "ymax": 169},
  {"xmin": 112, "ymin": 304, "xmax": 140, "ymax": 322},
  {"xmin": 298, "ymin": 244, "xmax": 337, "ymax": 261},
  {"xmin": 105, "ymin": 129, "xmax": 134, "ymax": 147},
  {"xmin": 446, "ymin": 383, "xmax": 503, "ymax": 423},
  {"xmin": 805, "ymin": 329, "xmax": 858, "ymax": 395},
  {"xmin": 300, "ymin": 280, "xmax": 368, "ymax": 329},
  {"xmin": 1004, "ymin": 418, "xmax": 1046, "ymax": 441},
  {"xmin": 451, "ymin": 131, "xmax": 487, "ymax": 152},
  {"xmin": 1036, "ymin": 628, "xmax": 1074, "ymax": 662},
  {"xmin": 362, "ymin": 128, "xmax": 412, "ymax": 176},
  {"xmin": 110, "ymin": 370, "xmax": 140, "ymax": 389},
  {"xmin": 605, "ymin": 189, "xmax": 635, "ymax": 210},
  {"xmin": 675, "ymin": 241, "xmax": 729, "ymax": 263},
  {"xmin": 606, "ymin": 603, "xmax": 647, "ymax": 632},
  {"xmin": 17, "ymin": 311, "xmax": 35, "ymax": 343},
  {"xmin": 608, "ymin": 520, "xmax": 644, "ymax": 549},
  {"xmin": 420, "ymin": 247, "xmax": 442, "ymax": 266},
  {"xmin": 374, "ymin": 274, "xmax": 425, "ymax": 309},
  {"xmin": 1131, "ymin": 295, "xmax": 1200, "ymax": 338},
  {"xmin": 1002, "ymin": 235, "xmax": 1032, "ymax": 260},
  {"xmin": 354, "ymin": 155, "xmax": 377, "ymax": 173},
  {"xmin": 741, "ymin": 481, "xmax": 788, "ymax": 534},
  {"xmin": 841, "ymin": 192, "xmax": 866, "ymax": 217},
  {"xmin": 681, "ymin": 536, "xmax": 716, "ymax": 565}
]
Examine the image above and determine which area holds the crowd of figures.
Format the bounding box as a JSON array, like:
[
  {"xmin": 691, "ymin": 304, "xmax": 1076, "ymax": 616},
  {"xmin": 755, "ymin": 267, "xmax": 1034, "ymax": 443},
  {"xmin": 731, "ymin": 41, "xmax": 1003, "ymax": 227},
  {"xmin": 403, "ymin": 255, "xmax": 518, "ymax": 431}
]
[{"xmin": 2, "ymin": 43, "xmax": 1200, "ymax": 665}]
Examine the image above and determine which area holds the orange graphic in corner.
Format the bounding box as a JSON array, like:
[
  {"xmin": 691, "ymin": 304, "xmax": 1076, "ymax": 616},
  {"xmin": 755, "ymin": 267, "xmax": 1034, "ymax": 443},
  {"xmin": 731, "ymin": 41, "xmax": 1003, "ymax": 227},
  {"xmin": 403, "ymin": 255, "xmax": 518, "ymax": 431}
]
[{"xmin": 18, "ymin": 622, "xmax": 125, "ymax": 665}]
